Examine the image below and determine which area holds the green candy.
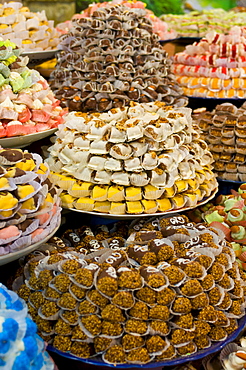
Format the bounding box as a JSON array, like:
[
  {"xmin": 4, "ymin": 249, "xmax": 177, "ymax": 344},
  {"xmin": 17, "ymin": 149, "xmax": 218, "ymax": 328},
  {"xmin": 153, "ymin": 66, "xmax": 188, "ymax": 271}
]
[
  {"xmin": 227, "ymin": 209, "xmax": 245, "ymax": 223},
  {"xmin": 9, "ymin": 73, "xmax": 24, "ymax": 93},
  {"xmin": 231, "ymin": 226, "xmax": 246, "ymax": 240},
  {"xmin": 205, "ymin": 210, "xmax": 224, "ymax": 224},
  {"xmin": 224, "ymin": 198, "xmax": 240, "ymax": 212}
]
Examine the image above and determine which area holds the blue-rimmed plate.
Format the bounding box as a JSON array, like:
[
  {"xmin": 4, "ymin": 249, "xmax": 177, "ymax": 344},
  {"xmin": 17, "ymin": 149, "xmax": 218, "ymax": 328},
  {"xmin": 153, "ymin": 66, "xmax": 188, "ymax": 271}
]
[
  {"xmin": 48, "ymin": 315, "xmax": 246, "ymax": 368},
  {"xmin": 218, "ymin": 178, "xmax": 243, "ymax": 184}
]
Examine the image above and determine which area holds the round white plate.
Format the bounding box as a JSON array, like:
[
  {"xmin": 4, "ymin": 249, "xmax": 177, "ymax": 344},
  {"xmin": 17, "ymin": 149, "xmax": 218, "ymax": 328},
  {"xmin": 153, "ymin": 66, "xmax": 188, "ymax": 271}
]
[
  {"xmin": 63, "ymin": 188, "xmax": 218, "ymax": 220},
  {"xmin": 0, "ymin": 225, "xmax": 59, "ymax": 266},
  {"xmin": 0, "ymin": 128, "xmax": 57, "ymax": 148}
]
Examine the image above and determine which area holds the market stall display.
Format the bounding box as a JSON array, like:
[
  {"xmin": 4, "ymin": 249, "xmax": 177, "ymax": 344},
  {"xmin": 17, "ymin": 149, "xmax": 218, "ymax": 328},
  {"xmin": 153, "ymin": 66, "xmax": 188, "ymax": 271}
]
[
  {"xmin": 13, "ymin": 214, "xmax": 246, "ymax": 365},
  {"xmin": 193, "ymin": 102, "xmax": 246, "ymax": 182},
  {"xmin": 0, "ymin": 1, "xmax": 60, "ymax": 51},
  {"xmin": 0, "ymin": 40, "xmax": 65, "ymax": 141},
  {"xmin": 56, "ymin": 0, "xmax": 177, "ymax": 41},
  {"xmin": 50, "ymin": 3, "xmax": 187, "ymax": 112},
  {"xmin": 173, "ymin": 27, "xmax": 246, "ymax": 99},
  {"xmin": 0, "ymin": 283, "xmax": 58, "ymax": 369},
  {"xmin": 0, "ymin": 148, "xmax": 61, "ymax": 261},
  {"xmin": 46, "ymin": 101, "xmax": 217, "ymax": 215},
  {"xmin": 161, "ymin": 9, "xmax": 246, "ymax": 38}
]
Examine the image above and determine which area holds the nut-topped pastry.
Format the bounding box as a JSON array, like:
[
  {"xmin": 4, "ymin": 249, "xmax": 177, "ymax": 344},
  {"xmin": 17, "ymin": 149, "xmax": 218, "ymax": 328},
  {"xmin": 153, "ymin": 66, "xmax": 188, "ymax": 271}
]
[{"xmin": 15, "ymin": 215, "xmax": 245, "ymax": 364}]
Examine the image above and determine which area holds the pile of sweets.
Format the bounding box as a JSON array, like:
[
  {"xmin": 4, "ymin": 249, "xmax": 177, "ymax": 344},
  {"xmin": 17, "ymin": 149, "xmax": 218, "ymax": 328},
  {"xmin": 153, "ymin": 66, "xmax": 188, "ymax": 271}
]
[
  {"xmin": 172, "ymin": 26, "xmax": 246, "ymax": 99},
  {"xmin": 0, "ymin": 148, "xmax": 61, "ymax": 257},
  {"xmin": 0, "ymin": 2, "xmax": 60, "ymax": 51},
  {"xmin": 192, "ymin": 102, "xmax": 246, "ymax": 182},
  {"xmin": 50, "ymin": 3, "xmax": 187, "ymax": 112},
  {"xmin": 56, "ymin": 0, "xmax": 177, "ymax": 41},
  {"xmin": 46, "ymin": 101, "xmax": 217, "ymax": 215},
  {"xmin": 0, "ymin": 283, "xmax": 57, "ymax": 370},
  {"xmin": 15, "ymin": 214, "xmax": 246, "ymax": 364},
  {"xmin": 0, "ymin": 39, "xmax": 65, "ymax": 138},
  {"xmin": 190, "ymin": 184, "xmax": 246, "ymax": 267},
  {"xmin": 161, "ymin": 9, "xmax": 246, "ymax": 38}
]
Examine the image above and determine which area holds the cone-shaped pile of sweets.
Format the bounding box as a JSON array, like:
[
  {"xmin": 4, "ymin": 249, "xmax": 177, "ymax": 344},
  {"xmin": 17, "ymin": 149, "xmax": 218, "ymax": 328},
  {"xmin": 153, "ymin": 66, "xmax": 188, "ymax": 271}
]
[
  {"xmin": 15, "ymin": 215, "xmax": 246, "ymax": 364},
  {"xmin": 0, "ymin": 39, "xmax": 65, "ymax": 138},
  {"xmin": 56, "ymin": 0, "xmax": 177, "ymax": 41},
  {"xmin": 0, "ymin": 148, "xmax": 61, "ymax": 256},
  {"xmin": 0, "ymin": 1, "xmax": 60, "ymax": 51},
  {"xmin": 173, "ymin": 26, "xmax": 246, "ymax": 99},
  {"xmin": 46, "ymin": 101, "xmax": 217, "ymax": 215},
  {"xmin": 193, "ymin": 102, "xmax": 246, "ymax": 182},
  {"xmin": 0, "ymin": 283, "xmax": 57, "ymax": 370},
  {"xmin": 50, "ymin": 3, "xmax": 187, "ymax": 112}
]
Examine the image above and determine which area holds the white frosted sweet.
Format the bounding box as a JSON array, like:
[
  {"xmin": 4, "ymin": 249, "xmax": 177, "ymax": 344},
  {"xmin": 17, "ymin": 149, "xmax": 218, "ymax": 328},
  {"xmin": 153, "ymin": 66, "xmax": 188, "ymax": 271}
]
[
  {"xmin": 223, "ymin": 352, "xmax": 246, "ymax": 370},
  {"xmin": 111, "ymin": 171, "xmax": 130, "ymax": 186},
  {"xmin": 88, "ymin": 156, "xmax": 107, "ymax": 171},
  {"xmin": 104, "ymin": 158, "xmax": 122, "ymax": 172},
  {"xmin": 124, "ymin": 157, "xmax": 142, "ymax": 172}
]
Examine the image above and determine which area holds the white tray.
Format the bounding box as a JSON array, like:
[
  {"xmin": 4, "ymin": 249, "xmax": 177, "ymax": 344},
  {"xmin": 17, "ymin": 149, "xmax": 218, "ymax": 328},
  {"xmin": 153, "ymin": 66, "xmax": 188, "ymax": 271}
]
[
  {"xmin": 0, "ymin": 225, "xmax": 59, "ymax": 266},
  {"xmin": 63, "ymin": 188, "xmax": 218, "ymax": 220},
  {"xmin": 0, "ymin": 128, "xmax": 57, "ymax": 148}
]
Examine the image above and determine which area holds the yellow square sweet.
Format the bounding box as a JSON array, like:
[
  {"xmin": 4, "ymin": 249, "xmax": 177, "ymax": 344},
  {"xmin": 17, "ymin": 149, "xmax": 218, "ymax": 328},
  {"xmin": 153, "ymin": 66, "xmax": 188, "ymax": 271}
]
[
  {"xmin": 60, "ymin": 194, "xmax": 75, "ymax": 208},
  {"xmin": 92, "ymin": 185, "xmax": 109, "ymax": 201},
  {"xmin": 172, "ymin": 194, "xmax": 186, "ymax": 208},
  {"xmin": 126, "ymin": 201, "xmax": 143, "ymax": 214},
  {"xmin": 175, "ymin": 180, "xmax": 188, "ymax": 192},
  {"xmin": 157, "ymin": 198, "xmax": 172, "ymax": 212},
  {"xmin": 143, "ymin": 185, "xmax": 164, "ymax": 200},
  {"xmin": 141, "ymin": 200, "xmax": 158, "ymax": 214},
  {"xmin": 187, "ymin": 178, "xmax": 199, "ymax": 190},
  {"xmin": 68, "ymin": 182, "xmax": 93, "ymax": 197},
  {"xmin": 164, "ymin": 186, "xmax": 176, "ymax": 198},
  {"xmin": 57, "ymin": 175, "xmax": 76, "ymax": 191},
  {"xmin": 125, "ymin": 187, "xmax": 142, "ymax": 201},
  {"xmin": 74, "ymin": 197, "xmax": 94, "ymax": 211},
  {"xmin": 94, "ymin": 201, "xmax": 110, "ymax": 213},
  {"xmin": 107, "ymin": 186, "xmax": 125, "ymax": 201},
  {"xmin": 110, "ymin": 202, "xmax": 126, "ymax": 214}
]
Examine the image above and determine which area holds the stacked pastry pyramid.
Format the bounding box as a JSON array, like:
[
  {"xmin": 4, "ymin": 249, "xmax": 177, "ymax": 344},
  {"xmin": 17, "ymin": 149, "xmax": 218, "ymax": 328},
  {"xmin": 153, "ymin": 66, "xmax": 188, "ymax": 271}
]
[
  {"xmin": 173, "ymin": 27, "xmax": 246, "ymax": 99},
  {"xmin": 0, "ymin": 148, "xmax": 61, "ymax": 256},
  {"xmin": 50, "ymin": 4, "xmax": 187, "ymax": 112},
  {"xmin": 193, "ymin": 102, "xmax": 246, "ymax": 181},
  {"xmin": 0, "ymin": 39, "xmax": 65, "ymax": 138},
  {"xmin": 0, "ymin": 1, "xmax": 60, "ymax": 51},
  {"xmin": 47, "ymin": 101, "xmax": 217, "ymax": 215}
]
